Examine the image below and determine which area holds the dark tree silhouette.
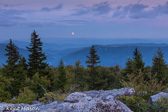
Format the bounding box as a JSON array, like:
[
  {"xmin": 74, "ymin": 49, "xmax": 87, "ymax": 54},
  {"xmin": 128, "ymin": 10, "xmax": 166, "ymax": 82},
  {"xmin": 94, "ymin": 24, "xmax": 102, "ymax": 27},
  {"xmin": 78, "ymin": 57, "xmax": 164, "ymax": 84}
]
[{"xmin": 26, "ymin": 30, "xmax": 48, "ymax": 78}]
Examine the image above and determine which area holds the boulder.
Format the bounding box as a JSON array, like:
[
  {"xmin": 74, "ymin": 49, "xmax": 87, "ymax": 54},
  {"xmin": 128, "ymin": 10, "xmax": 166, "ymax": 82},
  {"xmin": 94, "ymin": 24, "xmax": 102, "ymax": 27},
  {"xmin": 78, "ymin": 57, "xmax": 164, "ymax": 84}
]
[
  {"xmin": 82, "ymin": 87, "xmax": 135, "ymax": 99},
  {"xmin": 55, "ymin": 97, "xmax": 132, "ymax": 112},
  {"xmin": 31, "ymin": 101, "xmax": 43, "ymax": 105},
  {"xmin": 0, "ymin": 87, "xmax": 134, "ymax": 112},
  {"xmin": 12, "ymin": 97, "xmax": 17, "ymax": 101},
  {"xmin": 64, "ymin": 92, "xmax": 92, "ymax": 103},
  {"xmin": 149, "ymin": 92, "xmax": 168, "ymax": 105}
]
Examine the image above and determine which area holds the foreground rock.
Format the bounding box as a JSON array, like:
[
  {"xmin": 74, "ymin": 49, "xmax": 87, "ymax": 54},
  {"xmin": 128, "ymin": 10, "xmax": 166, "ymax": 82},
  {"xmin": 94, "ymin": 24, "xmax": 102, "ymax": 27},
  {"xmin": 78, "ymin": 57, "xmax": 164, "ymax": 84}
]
[
  {"xmin": 0, "ymin": 87, "xmax": 135, "ymax": 112},
  {"xmin": 149, "ymin": 92, "xmax": 168, "ymax": 105}
]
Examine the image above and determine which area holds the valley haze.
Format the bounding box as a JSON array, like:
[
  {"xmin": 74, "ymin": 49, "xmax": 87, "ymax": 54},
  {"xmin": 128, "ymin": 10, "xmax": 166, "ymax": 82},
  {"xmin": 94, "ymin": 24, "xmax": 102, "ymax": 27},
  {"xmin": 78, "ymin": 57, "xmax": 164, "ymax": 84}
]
[{"xmin": 1, "ymin": 38, "xmax": 168, "ymax": 68}]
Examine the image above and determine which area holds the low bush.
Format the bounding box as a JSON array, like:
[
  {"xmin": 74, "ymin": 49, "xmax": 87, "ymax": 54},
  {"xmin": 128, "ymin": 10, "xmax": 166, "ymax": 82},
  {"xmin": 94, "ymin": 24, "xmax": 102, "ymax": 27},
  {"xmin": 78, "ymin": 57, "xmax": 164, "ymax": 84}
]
[
  {"xmin": 6, "ymin": 87, "xmax": 37, "ymax": 104},
  {"xmin": 118, "ymin": 96, "xmax": 168, "ymax": 112},
  {"xmin": 150, "ymin": 97, "xmax": 168, "ymax": 112},
  {"xmin": 39, "ymin": 92, "xmax": 66, "ymax": 104},
  {"xmin": 118, "ymin": 96, "xmax": 149, "ymax": 111},
  {"xmin": 121, "ymin": 72, "xmax": 166, "ymax": 100}
]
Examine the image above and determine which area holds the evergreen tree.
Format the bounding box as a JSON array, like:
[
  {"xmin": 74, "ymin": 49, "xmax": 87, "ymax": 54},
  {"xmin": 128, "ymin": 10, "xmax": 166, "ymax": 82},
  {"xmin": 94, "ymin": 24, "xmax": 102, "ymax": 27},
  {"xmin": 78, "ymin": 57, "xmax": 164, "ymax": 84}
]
[
  {"xmin": 26, "ymin": 30, "xmax": 48, "ymax": 78},
  {"xmin": 86, "ymin": 45, "xmax": 100, "ymax": 68},
  {"xmin": 124, "ymin": 57, "xmax": 133, "ymax": 75},
  {"xmin": 13, "ymin": 56, "xmax": 27, "ymax": 95},
  {"xmin": 132, "ymin": 48, "xmax": 145, "ymax": 74},
  {"xmin": 2, "ymin": 39, "xmax": 21, "ymax": 96},
  {"xmin": 55, "ymin": 59, "xmax": 67, "ymax": 92},
  {"xmin": 152, "ymin": 48, "xmax": 167, "ymax": 83},
  {"xmin": 86, "ymin": 45, "xmax": 100, "ymax": 90},
  {"xmin": 29, "ymin": 72, "xmax": 51, "ymax": 98},
  {"xmin": 3, "ymin": 39, "xmax": 20, "ymax": 78},
  {"xmin": 74, "ymin": 60, "xmax": 85, "ymax": 87},
  {"xmin": 18, "ymin": 57, "xmax": 28, "ymax": 71}
]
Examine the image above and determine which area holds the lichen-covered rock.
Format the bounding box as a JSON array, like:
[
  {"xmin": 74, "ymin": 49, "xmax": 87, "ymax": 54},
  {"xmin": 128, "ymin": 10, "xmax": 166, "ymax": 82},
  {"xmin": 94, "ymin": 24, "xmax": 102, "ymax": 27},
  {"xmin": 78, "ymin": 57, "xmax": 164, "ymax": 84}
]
[
  {"xmin": 149, "ymin": 92, "xmax": 168, "ymax": 105},
  {"xmin": 0, "ymin": 87, "xmax": 134, "ymax": 112},
  {"xmin": 44, "ymin": 96, "xmax": 133, "ymax": 112},
  {"xmin": 88, "ymin": 98, "xmax": 132, "ymax": 112},
  {"xmin": 64, "ymin": 92, "xmax": 92, "ymax": 103},
  {"xmin": 82, "ymin": 87, "xmax": 135, "ymax": 99}
]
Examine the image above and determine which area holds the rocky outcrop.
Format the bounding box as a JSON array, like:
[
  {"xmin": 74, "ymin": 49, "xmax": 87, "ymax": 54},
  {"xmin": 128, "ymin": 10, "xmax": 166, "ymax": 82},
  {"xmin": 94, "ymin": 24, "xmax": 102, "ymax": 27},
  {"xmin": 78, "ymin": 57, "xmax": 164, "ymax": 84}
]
[
  {"xmin": 82, "ymin": 87, "xmax": 135, "ymax": 99},
  {"xmin": 0, "ymin": 87, "xmax": 135, "ymax": 112},
  {"xmin": 149, "ymin": 92, "xmax": 168, "ymax": 105}
]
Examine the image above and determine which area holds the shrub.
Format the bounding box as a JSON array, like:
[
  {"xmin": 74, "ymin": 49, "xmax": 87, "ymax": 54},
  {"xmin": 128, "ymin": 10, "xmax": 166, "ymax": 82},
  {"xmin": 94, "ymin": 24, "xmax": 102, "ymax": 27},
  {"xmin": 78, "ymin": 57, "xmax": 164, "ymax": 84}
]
[
  {"xmin": 150, "ymin": 97, "xmax": 168, "ymax": 112},
  {"xmin": 118, "ymin": 96, "xmax": 168, "ymax": 112},
  {"xmin": 0, "ymin": 74, "xmax": 13, "ymax": 102},
  {"xmin": 39, "ymin": 92, "xmax": 66, "ymax": 104},
  {"xmin": 121, "ymin": 72, "xmax": 166, "ymax": 100},
  {"xmin": 118, "ymin": 96, "xmax": 149, "ymax": 111},
  {"xmin": 16, "ymin": 87, "xmax": 37, "ymax": 104}
]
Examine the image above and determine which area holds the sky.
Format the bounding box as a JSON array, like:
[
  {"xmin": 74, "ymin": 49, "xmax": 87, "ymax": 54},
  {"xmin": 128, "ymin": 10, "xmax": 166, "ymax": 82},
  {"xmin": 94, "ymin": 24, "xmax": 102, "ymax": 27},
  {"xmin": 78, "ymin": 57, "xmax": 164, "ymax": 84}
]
[{"xmin": 0, "ymin": 0, "xmax": 168, "ymax": 41}]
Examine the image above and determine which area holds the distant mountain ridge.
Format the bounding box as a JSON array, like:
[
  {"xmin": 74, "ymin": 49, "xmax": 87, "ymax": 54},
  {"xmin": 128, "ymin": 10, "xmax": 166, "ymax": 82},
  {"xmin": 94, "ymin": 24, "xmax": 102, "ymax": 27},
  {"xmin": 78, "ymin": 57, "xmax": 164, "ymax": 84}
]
[
  {"xmin": 62, "ymin": 44, "xmax": 168, "ymax": 68},
  {"xmin": 1, "ymin": 42, "xmax": 168, "ymax": 68}
]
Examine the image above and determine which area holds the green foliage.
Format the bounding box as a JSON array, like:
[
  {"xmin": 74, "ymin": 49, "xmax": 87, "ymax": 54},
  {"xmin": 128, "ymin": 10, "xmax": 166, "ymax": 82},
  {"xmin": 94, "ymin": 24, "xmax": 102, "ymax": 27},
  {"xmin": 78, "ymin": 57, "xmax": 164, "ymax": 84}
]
[
  {"xmin": 90, "ymin": 66, "xmax": 122, "ymax": 90},
  {"xmin": 4, "ymin": 39, "xmax": 20, "ymax": 70},
  {"xmin": 152, "ymin": 48, "xmax": 167, "ymax": 85},
  {"xmin": 2, "ymin": 39, "xmax": 22, "ymax": 96},
  {"xmin": 0, "ymin": 74, "xmax": 12, "ymax": 102},
  {"xmin": 132, "ymin": 48, "xmax": 145, "ymax": 74},
  {"xmin": 39, "ymin": 92, "xmax": 66, "ymax": 104},
  {"xmin": 6, "ymin": 87, "xmax": 37, "ymax": 104},
  {"xmin": 26, "ymin": 30, "xmax": 48, "ymax": 78},
  {"xmin": 150, "ymin": 97, "xmax": 168, "ymax": 112},
  {"xmin": 124, "ymin": 57, "xmax": 133, "ymax": 75},
  {"xmin": 133, "ymin": 48, "xmax": 145, "ymax": 69},
  {"xmin": 16, "ymin": 87, "xmax": 37, "ymax": 104},
  {"xmin": 121, "ymin": 72, "xmax": 166, "ymax": 100},
  {"xmin": 86, "ymin": 45, "xmax": 101, "ymax": 90},
  {"xmin": 119, "ymin": 96, "xmax": 168, "ymax": 112},
  {"xmin": 86, "ymin": 45, "xmax": 100, "ymax": 68},
  {"xmin": 74, "ymin": 60, "xmax": 86, "ymax": 87},
  {"xmin": 123, "ymin": 48, "xmax": 145, "ymax": 78},
  {"xmin": 12, "ymin": 57, "xmax": 27, "ymax": 96},
  {"xmin": 118, "ymin": 96, "xmax": 148, "ymax": 112},
  {"xmin": 27, "ymin": 72, "xmax": 51, "ymax": 98},
  {"xmin": 54, "ymin": 59, "xmax": 67, "ymax": 92}
]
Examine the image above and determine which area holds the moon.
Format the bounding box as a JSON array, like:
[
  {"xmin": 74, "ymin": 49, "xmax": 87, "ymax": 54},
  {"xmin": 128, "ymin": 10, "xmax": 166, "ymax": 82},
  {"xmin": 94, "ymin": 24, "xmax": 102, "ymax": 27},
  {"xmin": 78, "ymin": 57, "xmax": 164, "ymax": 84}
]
[{"xmin": 72, "ymin": 32, "xmax": 75, "ymax": 35}]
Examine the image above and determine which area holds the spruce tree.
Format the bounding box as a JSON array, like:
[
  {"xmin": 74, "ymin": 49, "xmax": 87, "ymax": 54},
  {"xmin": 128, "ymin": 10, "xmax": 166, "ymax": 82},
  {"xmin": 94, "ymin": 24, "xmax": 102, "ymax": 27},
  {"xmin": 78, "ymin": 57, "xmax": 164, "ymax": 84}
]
[
  {"xmin": 86, "ymin": 45, "xmax": 100, "ymax": 90},
  {"xmin": 2, "ymin": 39, "xmax": 21, "ymax": 96},
  {"xmin": 152, "ymin": 48, "xmax": 167, "ymax": 83},
  {"xmin": 26, "ymin": 30, "xmax": 48, "ymax": 78},
  {"xmin": 13, "ymin": 56, "xmax": 27, "ymax": 95},
  {"xmin": 55, "ymin": 59, "xmax": 67, "ymax": 92},
  {"xmin": 86, "ymin": 45, "xmax": 100, "ymax": 68},
  {"xmin": 74, "ymin": 60, "xmax": 85, "ymax": 87},
  {"xmin": 3, "ymin": 39, "xmax": 20, "ymax": 78},
  {"xmin": 124, "ymin": 57, "xmax": 133, "ymax": 75},
  {"xmin": 132, "ymin": 48, "xmax": 145, "ymax": 74},
  {"xmin": 18, "ymin": 57, "xmax": 28, "ymax": 71}
]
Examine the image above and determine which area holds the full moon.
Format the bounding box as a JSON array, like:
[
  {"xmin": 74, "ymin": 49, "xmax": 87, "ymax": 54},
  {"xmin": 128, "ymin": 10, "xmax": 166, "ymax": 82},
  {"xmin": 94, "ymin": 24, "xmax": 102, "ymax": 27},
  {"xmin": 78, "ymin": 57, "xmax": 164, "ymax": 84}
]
[{"xmin": 72, "ymin": 32, "xmax": 75, "ymax": 35}]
